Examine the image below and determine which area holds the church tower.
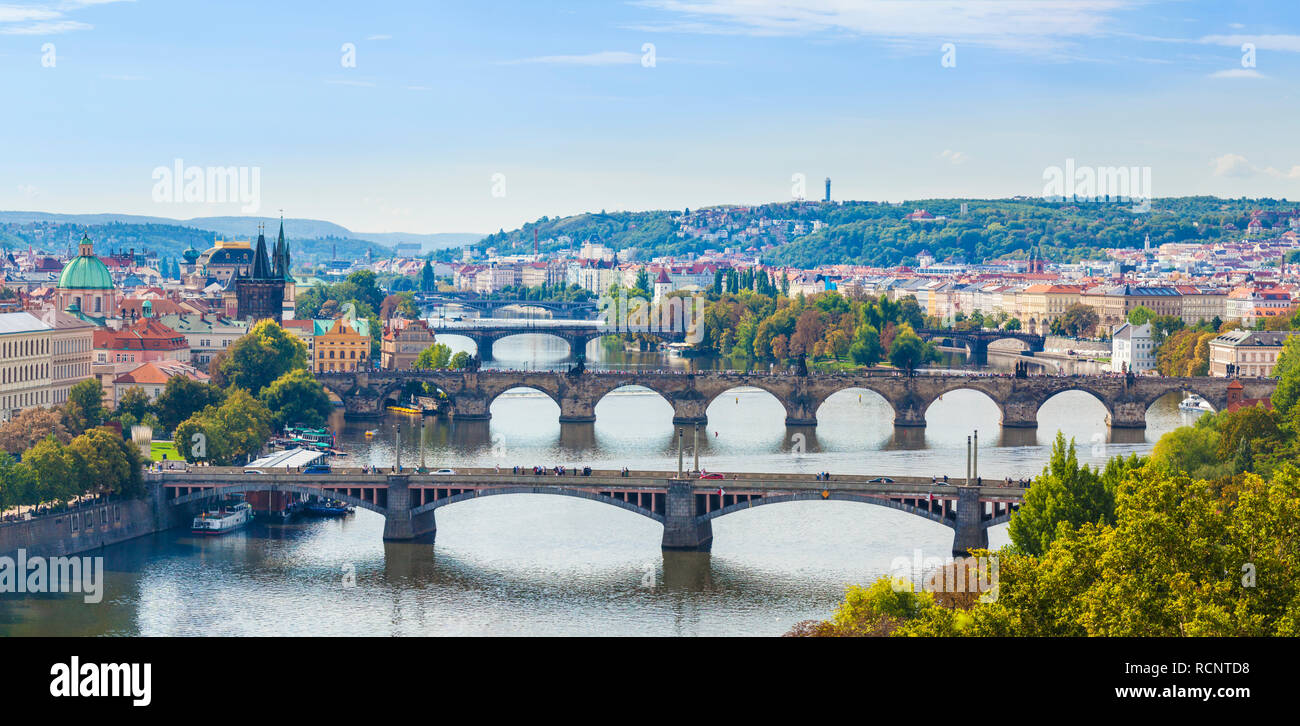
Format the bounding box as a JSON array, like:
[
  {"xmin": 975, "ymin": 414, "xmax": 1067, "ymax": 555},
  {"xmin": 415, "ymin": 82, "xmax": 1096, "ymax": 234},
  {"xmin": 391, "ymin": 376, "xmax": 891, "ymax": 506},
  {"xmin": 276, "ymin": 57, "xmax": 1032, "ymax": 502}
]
[{"xmin": 234, "ymin": 223, "xmax": 287, "ymax": 323}]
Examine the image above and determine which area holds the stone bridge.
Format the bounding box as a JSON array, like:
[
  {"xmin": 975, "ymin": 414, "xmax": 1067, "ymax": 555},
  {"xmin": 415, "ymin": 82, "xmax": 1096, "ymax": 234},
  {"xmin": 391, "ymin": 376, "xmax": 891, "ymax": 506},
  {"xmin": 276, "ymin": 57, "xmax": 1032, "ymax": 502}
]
[
  {"xmin": 916, "ymin": 329, "xmax": 1047, "ymax": 365},
  {"xmin": 427, "ymin": 322, "xmax": 687, "ymax": 360},
  {"xmin": 317, "ymin": 369, "xmax": 1277, "ymax": 429},
  {"xmin": 416, "ymin": 293, "xmax": 598, "ymax": 320},
  {"xmin": 154, "ymin": 469, "xmax": 1024, "ymax": 555}
]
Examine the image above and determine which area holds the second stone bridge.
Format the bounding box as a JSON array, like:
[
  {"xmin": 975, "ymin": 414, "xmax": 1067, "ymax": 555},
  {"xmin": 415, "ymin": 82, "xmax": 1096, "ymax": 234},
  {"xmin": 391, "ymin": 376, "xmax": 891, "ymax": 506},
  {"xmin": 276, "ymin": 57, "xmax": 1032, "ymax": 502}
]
[{"xmin": 317, "ymin": 370, "xmax": 1277, "ymax": 430}]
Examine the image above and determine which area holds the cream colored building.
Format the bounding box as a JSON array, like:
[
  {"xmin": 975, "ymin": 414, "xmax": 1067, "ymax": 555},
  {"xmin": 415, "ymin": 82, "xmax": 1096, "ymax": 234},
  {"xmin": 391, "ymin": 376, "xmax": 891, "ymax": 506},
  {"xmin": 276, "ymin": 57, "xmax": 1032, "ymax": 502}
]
[
  {"xmin": 0, "ymin": 312, "xmax": 53, "ymax": 422},
  {"xmin": 1209, "ymin": 330, "xmax": 1298, "ymax": 378},
  {"xmin": 39, "ymin": 307, "xmax": 96, "ymax": 406}
]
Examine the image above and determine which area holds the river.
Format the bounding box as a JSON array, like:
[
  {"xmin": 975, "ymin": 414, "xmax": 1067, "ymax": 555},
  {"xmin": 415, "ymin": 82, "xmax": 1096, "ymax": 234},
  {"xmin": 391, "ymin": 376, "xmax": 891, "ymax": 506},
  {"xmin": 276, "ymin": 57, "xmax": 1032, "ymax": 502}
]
[{"xmin": 0, "ymin": 331, "xmax": 1206, "ymax": 636}]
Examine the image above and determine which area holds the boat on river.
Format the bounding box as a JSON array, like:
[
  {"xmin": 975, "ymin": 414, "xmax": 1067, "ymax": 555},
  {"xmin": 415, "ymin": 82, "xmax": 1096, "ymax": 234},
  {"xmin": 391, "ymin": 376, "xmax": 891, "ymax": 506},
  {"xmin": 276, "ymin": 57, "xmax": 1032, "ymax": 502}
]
[{"xmin": 191, "ymin": 499, "xmax": 253, "ymax": 535}]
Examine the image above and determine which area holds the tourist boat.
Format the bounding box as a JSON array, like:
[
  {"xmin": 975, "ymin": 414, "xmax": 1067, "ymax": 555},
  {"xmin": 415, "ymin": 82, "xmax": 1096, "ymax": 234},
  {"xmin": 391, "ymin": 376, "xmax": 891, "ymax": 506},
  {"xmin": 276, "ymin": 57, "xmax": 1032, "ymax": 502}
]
[
  {"xmin": 386, "ymin": 405, "xmax": 422, "ymax": 415},
  {"xmin": 364, "ymin": 429, "xmax": 378, "ymax": 438},
  {"xmin": 1179, "ymin": 394, "xmax": 1214, "ymax": 413},
  {"xmin": 191, "ymin": 499, "xmax": 254, "ymax": 535}
]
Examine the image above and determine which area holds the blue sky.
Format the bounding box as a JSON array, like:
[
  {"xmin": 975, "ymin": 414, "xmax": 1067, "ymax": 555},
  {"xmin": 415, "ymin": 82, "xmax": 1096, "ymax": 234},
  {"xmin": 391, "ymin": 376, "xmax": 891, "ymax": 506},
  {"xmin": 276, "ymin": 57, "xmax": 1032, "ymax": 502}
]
[{"xmin": 2, "ymin": 0, "xmax": 1299, "ymax": 234}]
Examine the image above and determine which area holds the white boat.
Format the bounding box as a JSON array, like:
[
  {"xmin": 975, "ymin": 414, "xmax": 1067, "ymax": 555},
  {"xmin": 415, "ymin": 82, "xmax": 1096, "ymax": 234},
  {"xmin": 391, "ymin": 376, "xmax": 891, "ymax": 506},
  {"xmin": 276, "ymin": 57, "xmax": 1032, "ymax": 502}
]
[
  {"xmin": 1179, "ymin": 394, "xmax": 1214, "ymax": 413},
  {"xmin": 191, "ymin": 500, "xmax": 254, "ymax": 535}
]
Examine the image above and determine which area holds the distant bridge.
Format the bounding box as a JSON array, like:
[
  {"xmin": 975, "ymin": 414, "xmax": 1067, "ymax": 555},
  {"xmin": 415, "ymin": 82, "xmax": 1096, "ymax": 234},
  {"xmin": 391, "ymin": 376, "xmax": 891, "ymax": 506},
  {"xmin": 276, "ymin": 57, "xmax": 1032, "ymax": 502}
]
[
  {"xmin": 426, "ymin": 321, "xmax": 688, "ymax": 360},
  {"xmin": 154, "ymin": 468, "xmax": 1023, "ymax": 555},
  {"xmin": 415, "ymin": 293, "xmax": 599, "ymax": 320},
  {"xmin": 916, "ymin": 329, "xmax": 1047, "ymax": 365},
  {"xmin": 317, "ymin": 369, "xmax": 1277, "ymax": 428}
]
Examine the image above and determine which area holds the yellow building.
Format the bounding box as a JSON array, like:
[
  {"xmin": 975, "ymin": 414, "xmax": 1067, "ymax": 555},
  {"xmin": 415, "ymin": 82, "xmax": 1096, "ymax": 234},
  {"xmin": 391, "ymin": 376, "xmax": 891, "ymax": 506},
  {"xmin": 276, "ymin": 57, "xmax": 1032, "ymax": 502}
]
[{"xmin": 313, "ymin": 315, "xmax": 372, "ymax": 373}]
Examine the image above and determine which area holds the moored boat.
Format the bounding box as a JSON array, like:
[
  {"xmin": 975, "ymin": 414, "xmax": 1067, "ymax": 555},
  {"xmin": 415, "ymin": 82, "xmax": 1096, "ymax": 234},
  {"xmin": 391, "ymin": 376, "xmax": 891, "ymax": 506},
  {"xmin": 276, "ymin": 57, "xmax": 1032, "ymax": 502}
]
[
  {"xmin": 1179, "ymin": 394, "xmax": 1214, "ymax": 413},
  {"xmin": 191, "ymin": 500, "xmax": 254, "ymax": 535}
]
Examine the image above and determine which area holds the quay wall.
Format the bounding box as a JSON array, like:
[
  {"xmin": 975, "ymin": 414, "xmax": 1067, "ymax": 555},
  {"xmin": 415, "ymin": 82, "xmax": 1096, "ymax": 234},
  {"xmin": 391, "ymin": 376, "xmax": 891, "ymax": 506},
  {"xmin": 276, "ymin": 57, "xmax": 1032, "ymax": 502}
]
[{"xmin": 0, "ymin": 483, "xmax": 197, "ymax": 559}]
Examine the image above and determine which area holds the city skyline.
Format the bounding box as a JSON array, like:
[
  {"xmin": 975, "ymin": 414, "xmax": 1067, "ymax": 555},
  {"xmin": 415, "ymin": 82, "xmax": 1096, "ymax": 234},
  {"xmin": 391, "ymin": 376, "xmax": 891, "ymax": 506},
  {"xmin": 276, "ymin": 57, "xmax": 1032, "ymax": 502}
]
[{"xmin": 3, "ymin": 0, "xmax": 1300, "ymax": 235}]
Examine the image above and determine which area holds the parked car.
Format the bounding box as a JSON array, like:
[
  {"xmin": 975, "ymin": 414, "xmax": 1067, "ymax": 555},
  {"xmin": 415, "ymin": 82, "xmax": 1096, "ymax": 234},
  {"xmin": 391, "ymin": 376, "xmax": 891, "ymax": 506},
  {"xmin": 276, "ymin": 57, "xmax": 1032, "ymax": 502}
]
[
  {"xmin": 699, "ymin": 472, "xmax": 725, "ymax": 480},
  {"xmin": 432, "ymin": 468, "xmax": 457, "ymax": 475}
]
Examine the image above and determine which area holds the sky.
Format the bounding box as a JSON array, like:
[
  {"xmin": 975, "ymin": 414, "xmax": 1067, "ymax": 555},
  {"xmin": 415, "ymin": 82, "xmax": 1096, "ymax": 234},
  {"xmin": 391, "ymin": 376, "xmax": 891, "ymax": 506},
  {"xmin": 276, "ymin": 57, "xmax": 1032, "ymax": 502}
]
[{"xmin": 2, "ymin": 0, "xmax": 1300, "ymax": 235}]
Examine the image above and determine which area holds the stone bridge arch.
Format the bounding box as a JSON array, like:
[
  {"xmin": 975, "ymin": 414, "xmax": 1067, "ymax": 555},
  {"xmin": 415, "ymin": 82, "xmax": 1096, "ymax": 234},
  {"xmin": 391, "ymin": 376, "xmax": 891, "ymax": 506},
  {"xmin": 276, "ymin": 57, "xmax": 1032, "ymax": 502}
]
[
  {"xmin": 1035, "ymin": 385, "xmax": 1120, "ymax": 429},
  {"xmin": 589, "ymin": 381, "xmax": 679, "ymax": 425},
  {"xmin": 408, "ymin": 486, "xmax": 665, "ymax": 523},
  {"xmin": 168, "ymin": 483, "xmax": 389, "ymax": 517},
  {"xmin": 698, "ymin": 490, "xmax": 955, "ymax": 528}
]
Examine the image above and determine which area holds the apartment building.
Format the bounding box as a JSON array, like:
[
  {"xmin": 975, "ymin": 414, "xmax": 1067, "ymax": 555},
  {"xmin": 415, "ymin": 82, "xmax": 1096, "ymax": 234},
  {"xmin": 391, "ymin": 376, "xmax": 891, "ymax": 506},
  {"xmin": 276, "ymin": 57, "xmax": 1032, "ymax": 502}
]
[
  {"xmin": 1209, "ymin": 330, "xmax": 1298, "ymax": 378},
  {"xmin": 0, "ymin": 312, "xmax": 53, "ymax": 422}
]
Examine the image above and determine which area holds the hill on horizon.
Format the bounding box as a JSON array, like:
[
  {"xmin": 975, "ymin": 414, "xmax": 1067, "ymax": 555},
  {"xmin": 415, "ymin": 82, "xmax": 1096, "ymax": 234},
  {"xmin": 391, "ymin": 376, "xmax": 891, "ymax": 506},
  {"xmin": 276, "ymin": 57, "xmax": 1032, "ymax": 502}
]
[{"xmin": 0, "ymin": 211, "xmax": 484, "ymax": 250}]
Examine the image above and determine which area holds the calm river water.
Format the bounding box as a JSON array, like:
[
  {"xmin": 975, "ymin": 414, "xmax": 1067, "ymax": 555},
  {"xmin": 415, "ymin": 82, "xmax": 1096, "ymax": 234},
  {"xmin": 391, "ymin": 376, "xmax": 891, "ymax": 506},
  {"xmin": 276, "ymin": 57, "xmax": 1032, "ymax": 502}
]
[{"xmin": 0, "ymin": 332, "xmax": 1204, "ymax": 636}]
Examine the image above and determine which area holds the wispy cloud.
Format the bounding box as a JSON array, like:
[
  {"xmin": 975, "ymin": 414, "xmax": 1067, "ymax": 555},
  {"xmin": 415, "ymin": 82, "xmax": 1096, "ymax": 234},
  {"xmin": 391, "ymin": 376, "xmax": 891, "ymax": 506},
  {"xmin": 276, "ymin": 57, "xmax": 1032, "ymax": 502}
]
[
  {"xmin": 1207, "ymin": 68, "xmax": 1265, "ymax": 79},
  {"xmin": 1211, "ymin": 153, "xmax": 1300, "ymax": 179},
  {"xmin": 0, "ymin": 0, "xmax": 132, "ymax": 35},
  {"xmin": 501, "ymin": 51, "xmax": 649, "ymax": 66},
  {"xmin": 626, "ymin": 0, "xmax": 1142, "ymax": 55},
  {"xmin": 939, "ymin": 149, "xmax": 969, "ymax": 165},
  {"xmin": 1199, "ymin": 34, "xmax": 1300, "ymax": 52}
]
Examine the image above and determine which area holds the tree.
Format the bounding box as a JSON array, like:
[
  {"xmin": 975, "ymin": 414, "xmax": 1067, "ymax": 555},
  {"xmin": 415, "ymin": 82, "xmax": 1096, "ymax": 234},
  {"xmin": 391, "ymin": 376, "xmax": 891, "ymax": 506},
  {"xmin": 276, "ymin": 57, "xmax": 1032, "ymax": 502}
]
[
  {"xmin": 260, "ymin": 369, "xmax": 333, "ymax": 429},
  {"xmin": 0, "ymin": 453, "xmax": 36, "ymax": 511},
  {"xmin": 888, "ymin": 324, "xmax": 938, "ymax": 375},
  {"xmin": 114, "ymin": 386, "xmax": 152, "ymax": 425},
  {"xmin": 420, "ymin": 260, "xmax": 437, "ymax": 292},
  {"xmin": 173, "ymin": 389, "xmax": 273, "ymax": 465},
  {"xmin": 213, "ymin": 320, "xmax": 309, "ymax": 395},
  {"xmin": 1004, "ymin": 317, "xmax": 1022, "ymax": 332},
  {"xmin": 68, "ymin": 378, "xmax": 105, "ymax": 431},
  {"xmin": 1055, "ymin": 303, "xmax": 1100, "ymax": 338},
  {"xmin": 154, "ymin": 376, "xmax": 226, "ymax": 434},
  {"xmin": 0, "ymin": 407, "xmax": 70, "ymax": 454},
  {"xmin": 414, "ymin": 343, "xmax": 453, "ymax": 370},
  {"xmin": 849, "ymin": 324, "xmax": 883, "ymax": 366},
  {"xmin": 449, "ymin": 351, "xmax": 472, "ymax": 370},
  {"xmin": 1271, "ymin": 335, "xmax": 1300, "ymax": 416},
  {"xmin": 24, "ymin": 436, "xmax": 78, "ymax": 505},
  {"xmin": 1127, "ymin": 305, "xmax": 1155, "ymax": 326},
  {"xmin": 1008, "ymin": 432, "xmax": 1128, "ymax": 556}
]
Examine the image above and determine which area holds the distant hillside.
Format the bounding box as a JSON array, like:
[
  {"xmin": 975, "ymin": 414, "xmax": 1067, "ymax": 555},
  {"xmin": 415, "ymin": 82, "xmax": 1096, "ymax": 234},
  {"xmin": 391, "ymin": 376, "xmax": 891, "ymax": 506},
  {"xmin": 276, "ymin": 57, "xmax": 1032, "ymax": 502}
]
[
  {"xmin": 0, "ymin": 212, "xmax": 483, "ymax": 251},
  {"xmin": 475, "ymin": 197, "xmax": 1300, "ymax": 268}
]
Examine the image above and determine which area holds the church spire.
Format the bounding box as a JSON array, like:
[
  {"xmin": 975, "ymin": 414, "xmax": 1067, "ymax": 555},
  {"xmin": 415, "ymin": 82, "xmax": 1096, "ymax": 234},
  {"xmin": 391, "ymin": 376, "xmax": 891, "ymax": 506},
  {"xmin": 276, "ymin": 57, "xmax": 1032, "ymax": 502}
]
[{"xmin": 252, "ymin": 225, "xmax": 272, "ymax": 280}]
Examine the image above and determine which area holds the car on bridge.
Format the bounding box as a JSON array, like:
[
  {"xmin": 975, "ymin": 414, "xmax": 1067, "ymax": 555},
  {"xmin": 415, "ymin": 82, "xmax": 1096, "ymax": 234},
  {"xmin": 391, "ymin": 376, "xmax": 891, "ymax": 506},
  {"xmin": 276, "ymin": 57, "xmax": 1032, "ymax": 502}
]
[
  {"xmin": 698, "ymin": 472, "xmax": 725, "ymax": 480},
  {"xmin": 432, "ymin": 468, "xmax": 458, "ymax": 475},
  {"xmin": 302, "ymin": 465, "xmax": 332, "ymax": 475},
  {"xmin": 868, "ymin": 476, "xmax": 895, "ymax": 483}
]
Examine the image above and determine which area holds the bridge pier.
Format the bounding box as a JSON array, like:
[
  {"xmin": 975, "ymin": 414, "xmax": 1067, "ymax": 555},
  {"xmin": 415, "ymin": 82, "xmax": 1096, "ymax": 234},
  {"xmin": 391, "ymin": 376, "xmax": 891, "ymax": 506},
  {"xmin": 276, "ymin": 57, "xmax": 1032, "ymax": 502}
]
[
  {"xmin": 559, "ymin": 397, "xmax": 596, "ymax": 423},
  {"xmin": 952, "ymin": 486, "xmax": 988, "ymax": 557},
  {"xmin": 382, "ymin": 475, "xmax": 437, "ymax": 542},
  {"xmin": 450, "ymin": 393, "xmax": 491, "ymax": 421},
  {"xmin": 1108, "ymin": 401, "xmax": 1148, "ymax": 429},
  {"xmin": 476, "ymin": 336, "xmax": 495, "ymax": 361},
  {"xmin": 891, "ymin": 394, "xmax": 928, "ymax": 428},
  {"xmin": 670, "ymin": 398, "xmax": 708, "ymax": 427},
  {"xmin": 1000, "ymin": 398, "xmax": 1039, "ymax": 429},
  {"xmin": 662, "ymin": 481, "xmax": 712, "ymax": 551}
]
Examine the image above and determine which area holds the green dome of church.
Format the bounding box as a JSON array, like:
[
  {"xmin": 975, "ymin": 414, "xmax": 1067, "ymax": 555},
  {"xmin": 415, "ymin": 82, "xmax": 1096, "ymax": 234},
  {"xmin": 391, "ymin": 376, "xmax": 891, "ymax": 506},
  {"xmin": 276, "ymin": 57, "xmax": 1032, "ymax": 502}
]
[
  {"xmin": 58, "ymin": 236, "xmax": 114, "ymax": 290},
  {"xmin": 182, "ymin": 244, "xmax": 201, "ymax": 263}
]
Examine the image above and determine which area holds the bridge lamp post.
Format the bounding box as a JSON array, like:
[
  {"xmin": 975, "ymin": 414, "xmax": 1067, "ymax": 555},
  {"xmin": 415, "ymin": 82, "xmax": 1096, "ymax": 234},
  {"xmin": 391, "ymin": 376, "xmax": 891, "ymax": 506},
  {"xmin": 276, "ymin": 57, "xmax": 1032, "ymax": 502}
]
[
  {"xmin": 693, "ymin": 424, "xmax": 700, "ymax": 475},
  {"xmin": 395, "ymin": 424, "xmax": 401, "ymax": 472},
  {"xmin": 676, "ymin": 428, "xmax": 684, "ymax": 479}
]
